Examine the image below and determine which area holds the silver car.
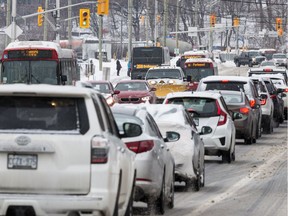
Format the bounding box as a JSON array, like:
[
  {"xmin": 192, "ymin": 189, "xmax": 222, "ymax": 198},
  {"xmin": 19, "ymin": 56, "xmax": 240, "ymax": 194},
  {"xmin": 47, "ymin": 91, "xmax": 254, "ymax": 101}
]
[{"xmin": 112, "ymin": 105, "xmax": 177, "ymax": 215}]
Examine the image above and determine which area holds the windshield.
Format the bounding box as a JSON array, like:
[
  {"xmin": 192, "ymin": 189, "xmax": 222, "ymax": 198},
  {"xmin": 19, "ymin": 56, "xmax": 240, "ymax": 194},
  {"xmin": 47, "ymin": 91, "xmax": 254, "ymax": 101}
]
[
  {"xmin": 91, "ymin": 83, "xmax": 111, "ymax": 94},
  {"xmin": 260, "ymin": 61, "xmax": 275, "ymax": 67},
  {"xmin": 249, "ymin": 51, "xmax": 260, "ymax": 57},
  {"xmin": 166, "ymin": 97, "xmax": 218, "ymax": 117},
  {"xmin": 146, "ymin": 69, "xmax": 181, "ymax": 79},
  {"xmin": 2, "ymin": 61, "xmax": 58, "ymax": 84},
  {"xmin": 185, "ymin": 68, "xmax": 214, "ymax": 82},
  {"xmin": 273, "ymin": 54, "xmax": 286, "ymax": 59},
  {"xmin": 132, "ymin": 47, "xmax": 163, "ymax": 64},
  {"xmin": 204, "ymin": 81, "xmax": 251, "ymax": 96},
  {"xmin": 115, "ymin": 82, "xmax": 148, "ymax": 91}
]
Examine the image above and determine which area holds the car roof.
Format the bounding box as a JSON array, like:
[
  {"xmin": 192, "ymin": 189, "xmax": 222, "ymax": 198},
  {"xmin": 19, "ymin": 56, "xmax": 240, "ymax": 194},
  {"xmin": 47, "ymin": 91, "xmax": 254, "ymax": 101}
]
[
  {"xmin": 87, "ymin": 80, "xmax": 112, "ymax": 84},
  {"xmin": 248, "ymin": 67, "xmax": 287, "ymax": 72},
  {"xmin": 0, "ymin": 84, "xmax": 94, "ymax": 97},
  {"xmin": 116, "ymin": 80, "xmax": 148, "ymax": 83},
  {"xmin": 200, "ymin": 75, "xmax": 251, "ymax": 83},
  {"xmin": 166, "ymin": 91, "xmax": 222, "ymax": 99},
  {"xmin": 148, "ymin": 65, "xmax": 182, "ymax": 70}
]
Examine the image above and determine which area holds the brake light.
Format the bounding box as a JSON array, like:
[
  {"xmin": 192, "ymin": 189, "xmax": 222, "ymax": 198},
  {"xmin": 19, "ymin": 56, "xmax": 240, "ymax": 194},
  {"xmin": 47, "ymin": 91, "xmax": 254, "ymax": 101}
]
[
  {"xmin": 126, "ymin": 140, "xmax": 154, "ymax": 154},
  {"xmin": 260, "ymin": 99, "xmax": 267, "ymax": 105},
  {"xmin": 270, "ymin": 94, "xmax": 276, "ymax": 99},
  {"xmin": 91, "ymin": 137, "xmax": 109, "ymax": 164},
  {"xmin": 240, "ymin": 107, "xmax": 250, "ymax": 114},
  {"xmin": 249, "ymin": 99, "xmax": 256, "ymax": 108},
  {"xmin": 210, "ymin": 63, "xmax": 213, "ymax": 68},
  {"xmin": 285, "ymin": 88, "xmax": 288, "ymax": 93},
  {"xmin": 216, "ymin": 100, "xmax": 227, "ymax": 126},
  {"xmin": 263, "ymin": 68, "xmax": 273, "ymax": 72},
  {"xmin": 221, "ymin": 80, "xmax": 229, "ymax": 83}
]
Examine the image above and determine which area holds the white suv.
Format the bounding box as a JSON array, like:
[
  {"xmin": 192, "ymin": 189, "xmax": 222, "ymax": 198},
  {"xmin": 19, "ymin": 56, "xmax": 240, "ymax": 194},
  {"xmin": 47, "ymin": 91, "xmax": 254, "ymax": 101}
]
[
  {"xmin": 163, "ymin": 91, "xmax": 237, "ymax": 163},
  {"xmin": 0, "ymin": 84, "xmax": 138, "ymax": 216}
]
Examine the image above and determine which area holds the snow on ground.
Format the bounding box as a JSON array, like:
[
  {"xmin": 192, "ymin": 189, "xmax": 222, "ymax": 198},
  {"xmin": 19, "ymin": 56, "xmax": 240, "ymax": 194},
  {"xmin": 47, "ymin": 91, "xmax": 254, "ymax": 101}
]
[{"xmin": 79, "ymin": 56, "xmax": 236, "ymax": 86}]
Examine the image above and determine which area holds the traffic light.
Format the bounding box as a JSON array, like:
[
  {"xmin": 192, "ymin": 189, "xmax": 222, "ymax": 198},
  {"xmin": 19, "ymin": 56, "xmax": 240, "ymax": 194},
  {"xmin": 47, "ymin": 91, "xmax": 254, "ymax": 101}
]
[
  {"xmin": 139, "ymin": 15, "xmax": 145, "ymax": 24},
  {"xmin": 79, "ymin": 8, "xmax": 90, "ymax": 28},
  {"xmin": 156, "ymin": 15, "xmax": 161, "ymax": 23},
  {"xmin": 277, "ymin": 28, "xmax": 283, "ymax": 37},
  {"xmin": 97, "ymin": 0, "xmax": 109, "ymax": 16},
  {"xmin": 37, "ymin": 6, "xmax": 44, "ymax": 27},
  {"xmin": 233, "ymin": 17, "xmax": 240, "ymax": 27},
  {"xmin": 276, "ymin": 18, "xmax": 282, "ymax": 30},
  {"xmin": 210, "ymin": 15, "xmax": 216, "ymax": 27}
]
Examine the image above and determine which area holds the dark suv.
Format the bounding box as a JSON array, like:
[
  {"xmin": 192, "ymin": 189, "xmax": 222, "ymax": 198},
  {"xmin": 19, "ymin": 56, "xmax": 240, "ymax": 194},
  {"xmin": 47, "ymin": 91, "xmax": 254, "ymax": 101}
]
[{"xmin": 234, "ymin": 50, "xmax": 265, "ymax": 67}]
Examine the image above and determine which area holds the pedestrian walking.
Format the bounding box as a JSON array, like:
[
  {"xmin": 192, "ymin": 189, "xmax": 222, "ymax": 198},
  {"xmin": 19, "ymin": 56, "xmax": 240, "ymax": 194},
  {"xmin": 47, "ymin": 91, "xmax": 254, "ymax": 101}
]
[
  {"xmin": 116, "ymin": 59, "xmax": 122, "ymax": 76},
  {"xmin": 127, "ymin": 60, "xmax": 131, "ymax": 77}
]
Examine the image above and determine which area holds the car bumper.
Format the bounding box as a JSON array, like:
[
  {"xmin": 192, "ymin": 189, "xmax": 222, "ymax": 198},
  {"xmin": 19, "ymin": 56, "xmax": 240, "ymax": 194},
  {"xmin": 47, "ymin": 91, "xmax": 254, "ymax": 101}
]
[{"xmin": 0, "ymin": 192, "xmax": 115, "ymax": 216}]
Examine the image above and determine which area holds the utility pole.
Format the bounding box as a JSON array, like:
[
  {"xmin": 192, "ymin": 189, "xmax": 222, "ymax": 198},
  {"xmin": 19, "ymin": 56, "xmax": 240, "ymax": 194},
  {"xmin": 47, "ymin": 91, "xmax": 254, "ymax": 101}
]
[
  {"xmin": 128, "ymin": 0, "xmax": 132, "ymax": 61},
  {"xmin": 176, "ymin": 0, "xmax": 179, "ymax": 49},
  {"xmin": 99, "ymin": 16, "xmax": 103, "ymax": 71},
  {"xmin": 11, "ymin": 0, "xmax": 16, "ymax": 42},
  {"xmin": 154, "ymin": 0, "xmax": 158, "ymax": 45},
  {"xmin": 195, "ymin": 0, "xmax": 199, "ymax": 48},
  {"xmin": 43, "ymin": 0, "xmax": 48, "ymax": 40},
  {"xmin": 55, "ymin": 0, "xmax": 60, "ymax": 43},
  {"xmin": 163, "ymin": 0, "xmax": 167, "ymax": 46},
  {"xmin": 146, "ymin": 0, "xmax": 149, "ymax": 46},
  {"xmin": 5, "ymin": 0, "xmax": 11, "ymax": 46},
  {"xmin": 67, "ymin": 0, "xmax": 72, "ymax": 48},
  {"xmin": 120, "ymin": 7, "xmax": 123, "ymax": 58}
]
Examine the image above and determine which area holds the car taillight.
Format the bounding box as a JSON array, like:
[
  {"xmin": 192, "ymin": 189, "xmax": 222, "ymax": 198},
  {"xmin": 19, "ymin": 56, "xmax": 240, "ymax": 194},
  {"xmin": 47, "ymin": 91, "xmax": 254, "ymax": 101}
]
[
  {"xmin": 125, "ymin": 140, "xmax": 154, "ymax": 154},
  {"xmin": 285, "ymin": 88, "xmax": 288, "ymax": 93},
  {"xmin": 221, "ymin": 80, "xmax": 229, "ymax": 83},
  {"xmin": 91, "ymin": 137, "xmax": 109, "ymax": 164},
  {"xmin": 249, "ymin": 99, "xmax": 256, "ymax": 108},
  {"xmin": 270, "ymin": 94, "xmax": 276, "ymax": 99},
  {"xmin": 216, "ymin": 100, "xmax": 227, "ymax": 126},
  {"xmin": 240, "ymin": 107, "xmax": 250, "ymax": 114},
  {"xmin": 263, "ymin": 68, "xmax": 273, "ymax": 72},
  {"xmin": 260, "ymin": 99, "xmax": 267, "ymax": 105}
]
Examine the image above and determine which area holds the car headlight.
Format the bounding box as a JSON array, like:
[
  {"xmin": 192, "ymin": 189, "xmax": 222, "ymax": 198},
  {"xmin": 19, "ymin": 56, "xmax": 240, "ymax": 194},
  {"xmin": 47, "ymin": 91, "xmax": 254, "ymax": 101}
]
[
  {"xmin": 142, "ymin": 96, "xmax": 151, "ymax": 101},
  {"xmin": 168, "ymin": 80, "xmax": 174, "ymax": 84},
  {"xmin": 252, "ymin": 57, "xmax": 256, "ymax": 62},
  {"xmin": 106, "ymin": 96, "xmax": 115, "ymax": 106},
  {"xmin": 149, "ymin": 80, "xmax": 157, "ymax": 85}
]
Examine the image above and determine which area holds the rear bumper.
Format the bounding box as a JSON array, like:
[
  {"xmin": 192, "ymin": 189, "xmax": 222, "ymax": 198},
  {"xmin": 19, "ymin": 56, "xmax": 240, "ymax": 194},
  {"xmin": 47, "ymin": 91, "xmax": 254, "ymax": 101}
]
[{"xmin": 0, "ymin": 192, "xmax": 114, "ymax": 216}]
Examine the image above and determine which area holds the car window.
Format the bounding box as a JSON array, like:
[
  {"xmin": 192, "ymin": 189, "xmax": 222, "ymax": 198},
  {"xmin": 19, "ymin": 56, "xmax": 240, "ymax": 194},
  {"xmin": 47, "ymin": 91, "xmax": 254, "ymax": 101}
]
[
  {"xmin": 92, "ymin": 96, "xmax": 105, "ymax": 131},
  {"xmin": 204, "ymin": 81, "xmax": 251, "ymax": 96},
  {"xmin": 222, "ymin": 93, "xmax": 243, "ymax": 104},
  {"xmin": 0, "ymin": 96, "xmax": 89, "ymax": 134},
  {"xmin": 146, "ymin": 114, "xmax": 163, "ymax": 138},
  {"xmin": 219, "ymin": 97, "xmax": 230, "ymax": 113}
]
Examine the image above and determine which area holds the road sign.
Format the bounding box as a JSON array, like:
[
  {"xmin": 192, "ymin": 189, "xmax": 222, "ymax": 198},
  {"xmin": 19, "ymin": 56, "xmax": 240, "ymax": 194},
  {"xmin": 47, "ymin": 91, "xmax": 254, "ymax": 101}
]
[
  {"xmin": 188, "ymin": 27, "xmax": 197, "ymax": 37},
  {"xmin": 4, "ymin": 24, "xmax": 23, "ymax": 39}
]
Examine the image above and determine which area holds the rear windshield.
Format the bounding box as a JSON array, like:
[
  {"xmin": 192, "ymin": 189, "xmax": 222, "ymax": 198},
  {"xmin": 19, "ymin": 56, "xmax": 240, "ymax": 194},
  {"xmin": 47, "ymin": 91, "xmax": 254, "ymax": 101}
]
[
  {"xmin": 204, "ymin": 81, "xmax": 251, "ymax": 95},
  {"xmin": 0, "ymin": 96, "xmax": 89, "ymax": 134},
  {"xmin": 221, "ymin": 93, "xmax": 243, "ymax": 104},
  {"xmin": 166, "ymin": 97, "xmax": 218, "ymax": 117}
]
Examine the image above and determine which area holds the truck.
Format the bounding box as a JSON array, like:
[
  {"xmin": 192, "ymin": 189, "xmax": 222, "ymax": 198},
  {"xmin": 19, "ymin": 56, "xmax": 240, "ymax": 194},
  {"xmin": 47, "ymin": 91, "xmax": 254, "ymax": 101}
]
[{"xmin": 234, "ymin": 50, "xmax": 265, "ymax": 67}]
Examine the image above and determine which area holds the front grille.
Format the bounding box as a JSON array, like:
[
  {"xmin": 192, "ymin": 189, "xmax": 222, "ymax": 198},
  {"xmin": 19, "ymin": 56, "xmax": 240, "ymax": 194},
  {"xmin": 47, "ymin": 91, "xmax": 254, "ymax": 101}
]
[{"xmin": 120, "ymin": 98, "xmax": 140, "ymax": 103}]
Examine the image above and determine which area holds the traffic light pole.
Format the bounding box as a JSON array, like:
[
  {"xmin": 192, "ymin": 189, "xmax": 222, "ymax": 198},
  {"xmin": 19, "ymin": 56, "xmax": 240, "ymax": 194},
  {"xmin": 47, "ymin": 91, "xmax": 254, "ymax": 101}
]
[{"xmin": 99, "ymin": 15, "xmax": 103, "ymax": 72}]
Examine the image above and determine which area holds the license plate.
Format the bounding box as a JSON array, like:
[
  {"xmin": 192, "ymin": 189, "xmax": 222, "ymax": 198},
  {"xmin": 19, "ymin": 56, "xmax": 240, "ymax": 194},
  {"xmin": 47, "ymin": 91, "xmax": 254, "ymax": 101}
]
[
  {"xmin": 193, "ymin": 118, "xmax": 199, "ymax": 126},
  {"xmin": 7, "ymin": 154, "xmax": 37, "ymax": 169}
]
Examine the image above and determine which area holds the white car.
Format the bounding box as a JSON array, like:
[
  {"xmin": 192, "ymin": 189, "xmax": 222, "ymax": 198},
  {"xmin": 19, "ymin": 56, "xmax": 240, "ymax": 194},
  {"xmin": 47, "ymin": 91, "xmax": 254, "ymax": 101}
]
[
  {"xmin": 146, "ymin": 104, "xmax": 205, "ymax": 191},
  {"xmin": 112, "ymin": 105, "xmax": 176, "ymax": 214},
  {"xmin": 0, "ymin": 84, "xmax": 137, "ymax": 216},
  {"xmin": 272, "ymin": 53, "xmax": 288, "ymax": 68},
  {"xmin": 163, "ymin": 91, "xmax": 237, "ymax": 163}
]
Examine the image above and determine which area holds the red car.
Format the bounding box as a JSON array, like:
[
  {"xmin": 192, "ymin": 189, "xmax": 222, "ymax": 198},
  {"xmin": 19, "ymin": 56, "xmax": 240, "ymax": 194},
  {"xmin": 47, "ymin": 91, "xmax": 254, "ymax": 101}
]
[
  {"xmin": 87, "ymin": 80, "xmax": 120, "ymax": 106},
  {"xmin": 114, "ymin": 80, "xmax": 157, "ymax": 104}
]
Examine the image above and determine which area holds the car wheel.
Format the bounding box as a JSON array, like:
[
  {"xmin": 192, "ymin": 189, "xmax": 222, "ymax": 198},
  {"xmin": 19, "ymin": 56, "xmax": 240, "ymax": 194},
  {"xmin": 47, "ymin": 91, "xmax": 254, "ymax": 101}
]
[
  {"xmin": 244, "ymin": 137, "xmax": 253, "ymax": 145},
  {"xmin": 222, "ymin": 148, "xmax": 232, "ymax": 163},
  {"xmin": 192, "ymin": 161, "xmax": 201, "ymax": 191},
  {"xmin": 236, "ymin": 61, "xmax": 240, "ymax": 67},
  {"xmin": 264, "ymin": 118, "xmax": 273, "ymax": 134},
  {"xmin": 248, "ymin": 62, "xmax": 252, "ymax": 67},
  {"xmin": 200, "ymin": 161, "xmax": 205, "ymax": 187},
  {"xmin": 168, "ymin": 168, "xmax": 175, "ymax": 209},
  {"xmin": 155, "ymin": 173, "xmax": 165, "ymax": 215}
]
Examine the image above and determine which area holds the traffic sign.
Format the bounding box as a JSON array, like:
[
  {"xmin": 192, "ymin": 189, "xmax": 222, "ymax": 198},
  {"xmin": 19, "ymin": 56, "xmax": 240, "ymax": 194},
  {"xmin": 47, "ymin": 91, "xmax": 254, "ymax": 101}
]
[
  {"xmin": 4, "ymin": 24, "xmax": 23, "ymax": 39},
  {"xmin": 188, "ymin": 27, "xmax": 197, "ymax": 37}
]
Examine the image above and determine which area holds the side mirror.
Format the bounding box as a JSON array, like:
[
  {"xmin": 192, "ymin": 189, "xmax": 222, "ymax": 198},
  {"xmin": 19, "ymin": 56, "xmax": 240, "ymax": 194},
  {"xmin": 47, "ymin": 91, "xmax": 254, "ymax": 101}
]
[
  {"xmin": 121, "ymin": 122, "xmax": 142, "ymax": 138},
  {"xmin": 164, "ymin": 131, "xmax": 180, "ymax": 142},
  {"xmin": 150, "ymin": 87, "xmax": 157, "ymax": 91},
  {"xmin": 233, "ymin": 112, "xmax": 243, "ymax": 120},
  {"xmin": 199, "ymin": 126, "xmax": 212, "ymax": 135},
  {"xmin": 281, "ymin": 93, "xmax": 286, "ymax": 98},
  {"xmin": 187, "ymin": 75, "xmax": 192, "ymax": 82},
  {"xmin": 277, "ymin": 88, "xmax": 284, "ymax": 94},
  {"xmin": 113, "ymin": 90, "xmax": 120, "ymax": 95}
]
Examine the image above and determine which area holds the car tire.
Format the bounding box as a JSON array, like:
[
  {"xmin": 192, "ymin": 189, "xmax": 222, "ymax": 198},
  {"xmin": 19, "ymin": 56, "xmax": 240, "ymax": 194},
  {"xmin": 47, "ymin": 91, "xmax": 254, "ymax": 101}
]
[
  {"xmin": 236, "ymin": 61, "xmax": 240, "ymax": 67},
  {"xmin": 192, "ymin": 162, "xmax": 201, "ymax": 192},
  {"xmin": 264, "ymin": 118, "xmax": 273, "ymax": 134},
  {"xmin": 244, "ymin": 137, "xmax": 253, "ymax": 145},
  {"xmin": 222, "ymin": 148, "xmax": 232, "ymax": 163},
  {"xmin": 248, "ymin": 62, "xmax": 252, "ymax": 67},
  {"xmin": 113, "ymin": 171, "xmax": 122, "ymax": 216},
  {"xmin": 200, "ymin": 161, "xmax": 205, "ymax": 187},
  {"xmin": 155, "ymin": 173, "xmax": 165, "ymax": 215},
  {"xmin": 168, "ymin": 168, "xmax": 175, "ymax": 209}
]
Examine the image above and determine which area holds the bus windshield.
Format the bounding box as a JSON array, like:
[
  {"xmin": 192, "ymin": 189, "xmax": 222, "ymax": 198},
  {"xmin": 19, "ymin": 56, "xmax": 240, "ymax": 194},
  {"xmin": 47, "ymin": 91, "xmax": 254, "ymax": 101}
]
[
  {"xmin": 132, "ymin": 47, "xmax": 163, "ymax": 64},
  {"xmin": 2, "ymin": 61, "xmax": 58, "ymax": 84},
  {"xmin": 146, "ymin": 69, "xmax": 181, "ymax": 79},
  {"xmin": 185, "ymin": 68, "xmax": 214, "ymax": 82}
]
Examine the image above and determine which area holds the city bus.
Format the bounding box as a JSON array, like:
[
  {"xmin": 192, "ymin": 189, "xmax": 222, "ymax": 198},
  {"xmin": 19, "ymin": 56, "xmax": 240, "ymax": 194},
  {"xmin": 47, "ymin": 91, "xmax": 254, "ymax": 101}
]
[
  {"xmin": 184, "ymin": 57, "xmax": 218, "ymax": 90},
  {"xmin": 131, "ymin": 46, "xmax": 170, "ymax": 80},
  {"xmin": 0, "ymin": 41, "xmax": 79, "ymax": 85}
]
